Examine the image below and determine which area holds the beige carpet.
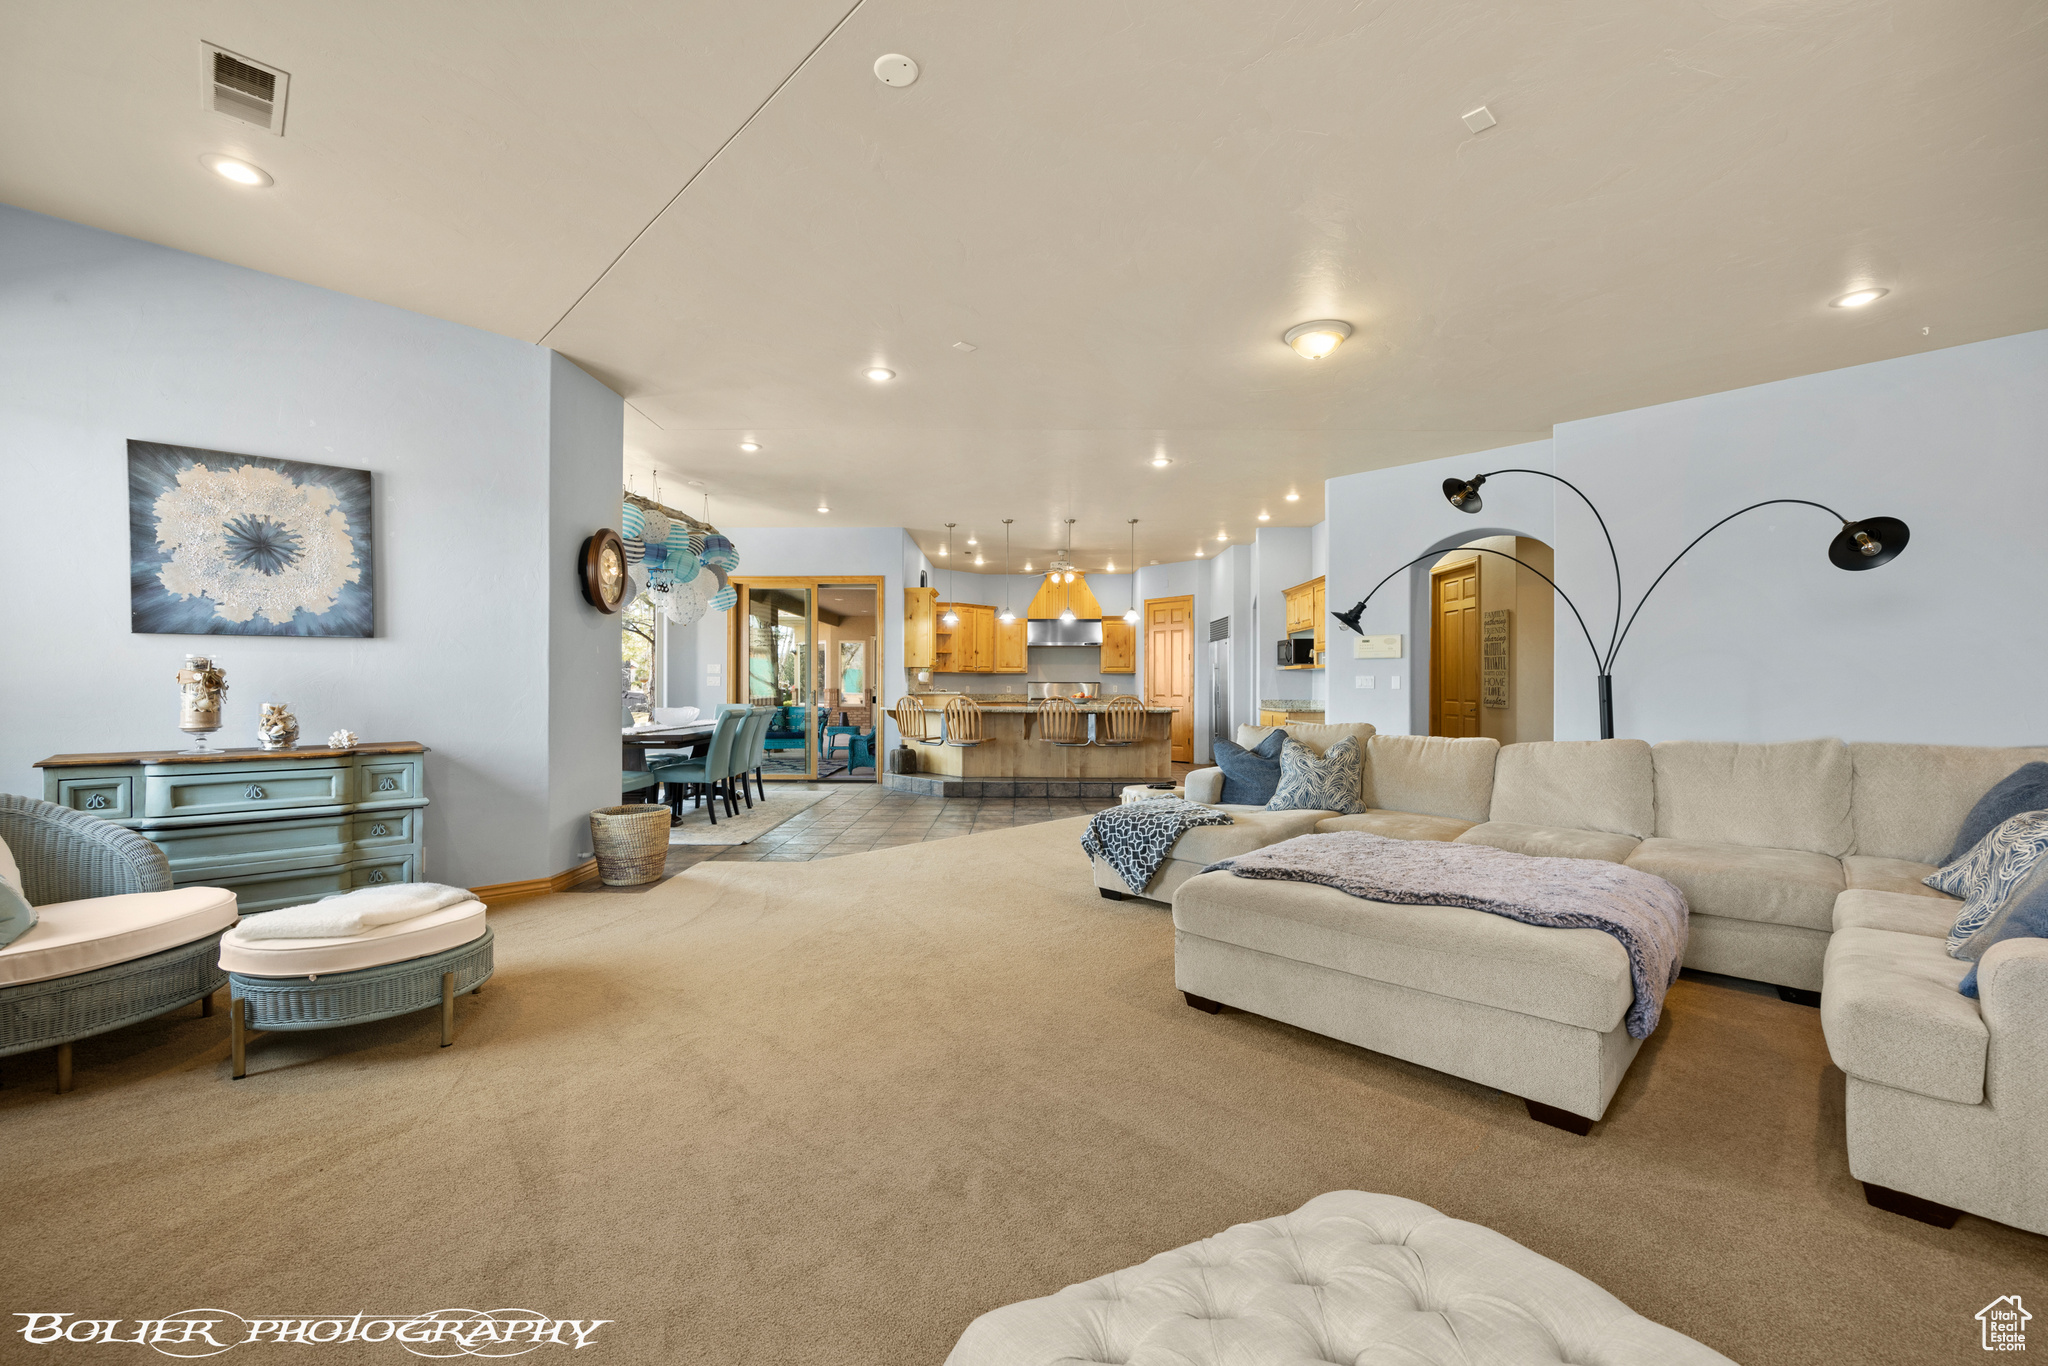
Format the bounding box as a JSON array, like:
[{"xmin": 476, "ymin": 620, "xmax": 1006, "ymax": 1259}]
[{"xmin": 3, "ymin": 818, "xmax": 2041, "ymax": 1364}]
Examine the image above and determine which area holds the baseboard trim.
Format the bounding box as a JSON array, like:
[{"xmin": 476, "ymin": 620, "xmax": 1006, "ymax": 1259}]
[{"xmin": 472, "ymin": 858, "xmax": 601, "ymax": 902}]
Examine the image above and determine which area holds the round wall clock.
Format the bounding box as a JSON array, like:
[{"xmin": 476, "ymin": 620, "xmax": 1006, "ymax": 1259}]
[{"xmin": 580, "ymin": 528, "xmax": 628, "ymax": 614}]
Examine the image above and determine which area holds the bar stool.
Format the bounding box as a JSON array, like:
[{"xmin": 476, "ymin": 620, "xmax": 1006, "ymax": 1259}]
[
  {"xmin": 894, "ymin": 696, "xmax": 942, "ymax": 746},
  {"xmin": 1095, "ymin": 693, "xmax": 1146, "ymax": 747},
  {"xmin": 943, "ymin": 696, "xmax": 984, "ymax": 747},
  {"xmin": 1039, "ymin": 696, "xmax": 1090, "ymax": 747}
]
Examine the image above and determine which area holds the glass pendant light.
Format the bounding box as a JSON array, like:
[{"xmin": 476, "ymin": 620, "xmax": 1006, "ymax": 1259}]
[
  {"xmin": 1122, "ymin": 520, "xmax": 1141, "ymax": 623},
  {"xmin": 940, "ymin": 524, "xmax": 960, "ymax": 626},
  {"xmin": 1059, "ymin": 519, "xmax": 1077, "ymax": 623},
  {"xmin": 998, "ymin": 520, "xmax": 1016, "ymax": 622}
]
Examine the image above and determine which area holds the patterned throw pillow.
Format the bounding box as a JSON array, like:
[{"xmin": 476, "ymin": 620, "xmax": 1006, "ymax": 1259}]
[
  {"xmin": 1927, "ymin": 810, "xmax": 2048, "ymax": 956},
  {"xmin": 1266, "ymin": 736, "xmax": 1365, "ymax": 815},
  {"xmin": 1213, "ymin": 729, "xmax": 1287, "ymax": 805},
  {"xmin": 1957, "ymin": 858, "xmax": 2048, "ymax": 997}
]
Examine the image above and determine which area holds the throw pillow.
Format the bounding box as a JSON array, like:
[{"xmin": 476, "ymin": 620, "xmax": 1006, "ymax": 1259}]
[
  {"xmin": 1266, "ymin": 736, "xmax": 1366, "ymax": 815},
  {"xmin": 1946, "ymin": 761, "xmax": 2048, "ymax": 865},
  {"xmin": 0, "ymin": 833, "xmax": 35, "ymax": 950},
  {"xmin": 1927, "ymin": 810, "xmax": 2048, "ymax": 956},
  {"xmin": 1213, "ymin": 729, "xmax": 1287, "ymax": 806},
  {"xmin": 1957, "ymin": 857, "xmax": 2048, "ymax": 998}
]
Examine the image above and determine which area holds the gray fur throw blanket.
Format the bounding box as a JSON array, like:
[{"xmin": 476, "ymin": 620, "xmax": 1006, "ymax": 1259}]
[
  {"xmin": 1082, "ymin": 799, "xmax": 1234, "ymax": 894},
  {"xmin": 1208, "ymin": 832, "xmax": 1688, "ymax": 1038}
]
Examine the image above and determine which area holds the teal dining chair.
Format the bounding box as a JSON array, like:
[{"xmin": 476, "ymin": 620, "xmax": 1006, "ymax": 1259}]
[
  {"xmin": 650, "ymin": 709, "xmax": 745, "ymax": 824},
  {"xmin": 733, "ymin": 707, "xmax": 772, "ymax": 806}
]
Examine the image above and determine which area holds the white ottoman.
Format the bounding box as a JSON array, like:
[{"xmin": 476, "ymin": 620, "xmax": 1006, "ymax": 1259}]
[
  {"xmin": 946, "ymin": 1191, "xmax": 1733, "ymax": 1365},
  {"xmin": 1119, "ymin": 784, "xmax": 1185, "ymax": 805}
]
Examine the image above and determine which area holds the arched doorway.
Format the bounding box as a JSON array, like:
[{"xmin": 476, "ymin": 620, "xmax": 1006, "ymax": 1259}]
[{"xmin": 1412, "ymin": 532, "xmax": 1555, "ymax": 741}]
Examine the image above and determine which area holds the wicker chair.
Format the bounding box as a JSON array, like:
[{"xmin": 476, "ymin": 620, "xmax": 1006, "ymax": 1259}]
[
  {"xmin": 1096, "ymin": 694, "xmax": 1147, "ymax": 747},
  {"xmin": 0, "ymin": 795, "xmax": 229, "ymax": 1092},
  {"xmin": 1039, "ymin": 697, "xmax": 1090, "ymax": 747}
]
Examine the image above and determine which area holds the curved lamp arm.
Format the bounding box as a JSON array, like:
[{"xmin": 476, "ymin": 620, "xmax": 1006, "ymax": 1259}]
[
  {"xmin": 1332, "ymin": 546, "xmax": 1606, "ymax": 676},
  {"xmin": 1465, "ymin": 467, "xmax": 1625, "ymax": 659},
  {"xmin": 1606, "ymin": 498, "xmax": 1845, "ymax": 672}
]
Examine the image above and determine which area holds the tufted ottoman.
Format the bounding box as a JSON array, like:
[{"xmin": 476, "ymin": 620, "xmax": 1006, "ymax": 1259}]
[{"xmin": 946, "ymin": 1191, "xmax": 1734, "ymax": 1366}]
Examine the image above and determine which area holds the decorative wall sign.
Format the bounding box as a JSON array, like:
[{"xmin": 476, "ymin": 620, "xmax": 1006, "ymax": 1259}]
[
  {"xmin": 129, "ymin": 441, "xmax": 372, "ymax": 637},
  {"xmin": 1482, "ymin": 609, "xmax": 1511, "ymax": 709}
]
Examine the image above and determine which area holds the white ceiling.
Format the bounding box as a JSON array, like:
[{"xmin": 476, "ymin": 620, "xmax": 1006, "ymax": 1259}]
[{"xmin": 4, "ymin": 2, "xmax": 2043, "ymax": 570}]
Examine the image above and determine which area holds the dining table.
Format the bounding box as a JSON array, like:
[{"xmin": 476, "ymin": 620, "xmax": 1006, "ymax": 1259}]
[{"xmin": 621, "ymin": 721, "xmax": 716, "ymax": 778}]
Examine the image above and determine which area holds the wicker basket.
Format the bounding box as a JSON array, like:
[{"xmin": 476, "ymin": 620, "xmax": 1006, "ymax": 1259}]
[{"xmin": 589, "ymin": 804, "xmax": 672, "ymax": 885}]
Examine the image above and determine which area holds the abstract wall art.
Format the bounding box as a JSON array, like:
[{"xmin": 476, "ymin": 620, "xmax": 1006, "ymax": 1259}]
[{"xmin": 129, "ymin": 440, "xmax": 374, "ymax": 637}]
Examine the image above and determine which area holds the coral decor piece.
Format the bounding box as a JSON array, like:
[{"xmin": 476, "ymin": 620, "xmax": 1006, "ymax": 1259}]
[
  {"xmin": 257, "ymin": 703, "xmax": 300, "ymax": 751},
  {"xmin": 327, "ymin": 730, "xmax": 358, "ymax": 749},
  {"xmin": 129, "ymin": 441, "xmax": 372, "ymax": 637}
]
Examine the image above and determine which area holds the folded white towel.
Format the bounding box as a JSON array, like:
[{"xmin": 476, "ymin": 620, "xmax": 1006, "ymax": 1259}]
[{"xmin": 235, "ymin": 883, "xmax": 480, "ymax": 941}]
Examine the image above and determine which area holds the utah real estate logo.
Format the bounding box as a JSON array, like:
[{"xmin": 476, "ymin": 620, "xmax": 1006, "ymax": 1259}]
[{"xmin": 1979, "ymin": 1296, "xmax": 2030, "ymax": 1352}]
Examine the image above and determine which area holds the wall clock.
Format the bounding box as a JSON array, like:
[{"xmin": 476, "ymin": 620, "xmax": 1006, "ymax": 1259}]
[{"xmin": 579, "ymin": 528, "xmax": 628, "ymax": 614}]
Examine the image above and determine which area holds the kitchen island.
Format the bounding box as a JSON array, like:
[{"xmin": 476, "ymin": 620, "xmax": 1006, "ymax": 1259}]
[{"xmin": 890, "ymin": 698, "xmax": 1176, "ymax": 793}]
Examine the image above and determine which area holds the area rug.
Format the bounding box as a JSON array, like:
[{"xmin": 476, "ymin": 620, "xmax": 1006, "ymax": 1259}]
[
  {"xmin": 2, "ymin": 819, "xmax": 2037, "ymax": 1366},
  {"xmin": 665, "ymin": 783, "xmax": 829, "ymax": 845}
]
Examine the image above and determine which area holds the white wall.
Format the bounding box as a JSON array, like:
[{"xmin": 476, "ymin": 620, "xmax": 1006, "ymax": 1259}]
[
  {"xmin": 1323, "ymin": 442, "xmax": 1559, "ymax": 734},
  {"xmin": 1552, "ymin": 329, "xmax": 2048, "ymax": 744},
  {"xmin": 0, "ymin": 206, "xmax": 622, "ymax": 885},
  {"xmin": 1255, "ymin": 527, "xmax": 1313, "ymax": 710}
]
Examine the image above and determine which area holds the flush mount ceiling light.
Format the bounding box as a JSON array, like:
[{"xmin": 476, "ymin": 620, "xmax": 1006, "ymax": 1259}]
[
  {"xmin": 1830, "ymin": 288, "xmax": 1889, "ymax": 309},
  {"xmin": 864, "ymin": 367, "xmax": 895, "ymax": 382},
  {"xmin": 1283, "ymin": 319, "xmax": 1352, "ymax": 360},
  {"xmin": 1122, "ymin": 521, "xmax": 1141, "ymax": 623},
  {"xmin": 966, "ymin": 535, "xmax": 976, "ymax": 546},
  {"xmin": 738, "ymin": 440, "xmax": 760, "ymax": 452},
  {"xmin": 974, "ymin": 554, "xmax": 984, "ymax": 565},
  {"xmin": 1285, "ymin": 491, "xmax": 1301, "ymax": 502},
  {"xmin": 199, "ymin": 153, "xmax": 272, "ymax": 187}
]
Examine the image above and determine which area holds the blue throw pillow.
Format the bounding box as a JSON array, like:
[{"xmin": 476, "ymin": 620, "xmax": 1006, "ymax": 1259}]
[
  {"xmin": 1958, "ymin": 858, "xmax": 2048, "ymax": 998},
  {"xmin": 1947, "ymin": 761, "xmax": 2048, "ymax": 865},
  {"xmin": 1212, "ymin": 729, "xmax": 1286, "ymax": 805},
  {"xmin": 0, "ymin": 835, "xmax": 34, "ymax": 950},
  {"xmin": 1267, "ymin": 736, "xmax": 1366, "ymax": 815},
  {"xmin": 1928, "ymin": 811, "xmax": 2048, "ymax": 956}
]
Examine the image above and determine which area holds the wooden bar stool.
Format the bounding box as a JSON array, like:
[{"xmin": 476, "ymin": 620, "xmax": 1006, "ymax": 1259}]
[
  {"xmin": 1039, "ymin": 696, "xmax": 1090, "ymax": 747},
  {"xmin": 1095, "ymin": 693, "xmax": 1146, "ymax": 747},
  {"xmin": 943, "ymin": 696, "xmax": 984, "ymax": 747}
]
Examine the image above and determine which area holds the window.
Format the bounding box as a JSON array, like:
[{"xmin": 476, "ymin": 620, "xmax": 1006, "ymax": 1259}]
[{"xmin": 622, "ymin": 593, "xmax": 659, "ymax": 716}]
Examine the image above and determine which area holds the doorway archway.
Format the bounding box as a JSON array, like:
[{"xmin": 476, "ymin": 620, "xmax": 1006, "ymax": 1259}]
[{"xmin": 1409, "ymin": 529, "xmax": 1555, "ymax": 741}]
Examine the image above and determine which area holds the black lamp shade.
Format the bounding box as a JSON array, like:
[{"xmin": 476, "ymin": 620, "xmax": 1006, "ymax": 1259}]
[
  {"xmin": 1333, "ymin": 602, "xmax": 1366, "ymax": 634},
  {"xmin": 1442, "ymin": 476, "xmax": 1484, "ymax": 513},
  {"xmin": 1828, "ymin": 516, "xmax": 1910, "ymax": 570}
]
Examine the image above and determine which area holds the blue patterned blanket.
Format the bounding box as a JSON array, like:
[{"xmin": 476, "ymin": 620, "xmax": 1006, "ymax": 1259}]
[
  {"xmin": 1208, "ymin": 832, "xmax": 1689, "ymax": 1038},
  {"xmin": 1082, "ymin": 799, "xmax": 1234, "ymax": 895}
]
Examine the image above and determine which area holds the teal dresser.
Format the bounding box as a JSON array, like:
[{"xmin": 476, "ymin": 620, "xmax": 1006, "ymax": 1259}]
[{"xmin": 35, "ymin": 743, "xmax": 429, "ymax": 914}]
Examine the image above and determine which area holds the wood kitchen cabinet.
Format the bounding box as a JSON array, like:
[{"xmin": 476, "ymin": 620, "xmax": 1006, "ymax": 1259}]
[
  {"xmin": 969, "ymin": 605, "xmax": 995, "ymax": 672},
  {"xmin": 1312, "ymin": 580, "xmax": 1326, "ymax": 660},
  {"xmin": 1099, "ymin": 617, "xmax": 1135, "ymax": 673},
  {"xmin": 904, "ymin": 587, "xmax": 937, "ymax": 669},
  {"xmin": 1281, "ymin": 576, "xmax": 1327, "ymax": 668},
  {"xmin": 994, "ymin": 614, "xmax": 1027, "ymax": 673},
  {"xmin": 933, "ymin": 603, "xmax": 959, "ymax": 672},
  {"xmin": 935, "ymin": 603, "xmax": 997, "ymax": 672}
]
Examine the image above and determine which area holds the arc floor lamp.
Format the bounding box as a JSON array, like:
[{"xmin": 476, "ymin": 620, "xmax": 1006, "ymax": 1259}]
[{"xmin": 1330, "ymin": 467, "xmax": 1910, "ymax": 739}]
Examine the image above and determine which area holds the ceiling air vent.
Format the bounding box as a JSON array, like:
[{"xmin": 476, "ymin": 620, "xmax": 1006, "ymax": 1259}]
[{"xmin": 202, "ymin": 43, "xmax": 289, "ymax": 134}]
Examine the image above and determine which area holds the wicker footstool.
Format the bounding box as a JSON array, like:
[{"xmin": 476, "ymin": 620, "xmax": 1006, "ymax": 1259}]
[{"xmin": 219, "ymin": 901, "xmax": 493, "ymax": 1080}]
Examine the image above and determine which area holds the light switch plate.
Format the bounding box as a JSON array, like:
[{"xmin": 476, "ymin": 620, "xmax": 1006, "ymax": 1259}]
[
  {"xmin": 1355, "ymin": 675, "xmax": 1373, "ymax": 689},
  {"xmin": 1390, "ymin": 675, "xmax": 1402, "ymax": 689}
]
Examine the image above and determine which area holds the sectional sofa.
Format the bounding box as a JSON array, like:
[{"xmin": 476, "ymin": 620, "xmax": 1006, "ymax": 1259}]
[{"xmin": 1090, "ymin": 727, "xmax": 2048, "ymax": 1232}]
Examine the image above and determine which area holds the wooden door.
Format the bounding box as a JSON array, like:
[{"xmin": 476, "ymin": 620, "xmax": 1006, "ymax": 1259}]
[
  {"xmin": 1100, "ymin": 618, "xmax": 1135, "ymax": 673},
  {"xmin": 1430, "ymin": 560, "xmax": 1482, "ymax": 737},
  {"xmin": 972, "ymin": 606, "xmax": 995, "ymax": 672},
  {"xmin": 994, "ymin": 615, "xmax": 1027, "ymax": 673},
  {"xmin": 1145, "ymin": 596, "xmax": 1196, "ymax": 763}
]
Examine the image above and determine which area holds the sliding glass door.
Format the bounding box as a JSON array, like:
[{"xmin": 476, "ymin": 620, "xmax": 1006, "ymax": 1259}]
[{"xmin": 730, "ymin": 577, "xmax": 882, "ymax": 782}]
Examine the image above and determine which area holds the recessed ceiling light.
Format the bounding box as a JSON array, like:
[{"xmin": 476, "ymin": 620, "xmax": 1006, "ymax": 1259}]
[
  {"xmin": 966, "ymin": 536, "xmax": 976, "ymax": 546},
  {"xmin": 1285, "ymin": 491, "xmax": 1301, "ymax": 502},
  {"xmin": 1023, "ymin": 561, "xmax": 1032, "ymax": 571},
  {"xmin": 1283, "ymin": 319, "xmax": 1352, "ymax": 360},
  {"xmin": 1150, "ymin": 455, "xmax": 1171, "ymax": 468},
  {"xmin": 1216, "ymin": 531, "xmax": 1228, "ymax": 542},
  {"xmin": 199, "ymin": 153, "xmax": 272, "ymax": 187},
  {"xmin": 1258, "ymin": 511, "xmax": 1270, "ymax": 521},
  {"xmin": 738, "ymin": 440, "xmax": 760, "ymax": 452},
  {"xmin": 974, "ymin": 555, "xmax": 984, "ymax": 566},
  {"xmin": 1195, "ymin": 548, "xmax": 1204, "ymax": 557},
  {"xmin": 816, "ymin": 503, "xmax": 830, "ymax": 514},
  {"xmin": 865, "ymin": 367, "xmax": 895, "ymax": 382},
  {"xmin": 1830, "ymin": 288, "xmax": 1889, "ymax": 309}
]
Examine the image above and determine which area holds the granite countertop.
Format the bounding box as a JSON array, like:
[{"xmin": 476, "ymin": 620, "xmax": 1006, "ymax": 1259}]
[
  {"xmin": 909, "ymin": 699, "xmax": 1174, "ymax": 714},
  {"xmin": 1259, "ymin": 700, "xmax": 1325, "ymax": 714}
]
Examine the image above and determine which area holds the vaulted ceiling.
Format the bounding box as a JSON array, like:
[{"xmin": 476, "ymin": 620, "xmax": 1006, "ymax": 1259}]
[{"xmin": 4, "ymin": 1, "xmax": 2042, "ymax": 569}]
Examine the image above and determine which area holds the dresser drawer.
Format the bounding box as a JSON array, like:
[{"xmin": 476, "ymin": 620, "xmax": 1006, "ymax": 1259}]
[
  {"xmin": 357, "ymin": 757, "xmax": 422, "ymax": 803},
  {"xmin": 351, "ymin": 808, "xmax": 420, "ymax": 850},
  {"xmin": 147, "ymin": 813, "xmax": 351, "ymax": 880},
  {"xmin": 185, "ymin": 864, "xmax": 356, "ymax": 916},
  {"xmin": 146, "ymin": 764, "xmax": 350, "ymax": 819},
  {"xmin": 49, "ymin": 771, "xmax": 134, "ymax": 820},
  {"xmin": 351, "ymin": 853, "xmax": 418, "ymax": 888}
]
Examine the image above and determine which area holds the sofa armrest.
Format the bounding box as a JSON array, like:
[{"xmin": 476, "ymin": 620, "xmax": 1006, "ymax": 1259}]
[
  {"xmin": 1184, "ymin": 768, "xmax": 1224, "ymax": 806},
  {"xmin": 1979, "ymin": 938, "xmax": 2048, "ymax": 1108}
]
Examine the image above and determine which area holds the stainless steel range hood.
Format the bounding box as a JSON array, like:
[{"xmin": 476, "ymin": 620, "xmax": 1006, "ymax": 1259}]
[{"xmin": 1027, "ymin": 618, "xmax": 1103, "ymax": 647}]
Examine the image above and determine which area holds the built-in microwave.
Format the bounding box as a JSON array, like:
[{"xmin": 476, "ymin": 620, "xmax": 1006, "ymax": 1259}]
[{"xmin": 1278, "ymin": 638, "xmax": 1316, "ymax": 667}]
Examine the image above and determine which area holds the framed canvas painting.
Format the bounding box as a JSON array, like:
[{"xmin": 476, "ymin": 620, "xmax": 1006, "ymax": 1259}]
[{"xmin": 129, "ymin": 440, "xmax": 374, "ymax": 637}]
